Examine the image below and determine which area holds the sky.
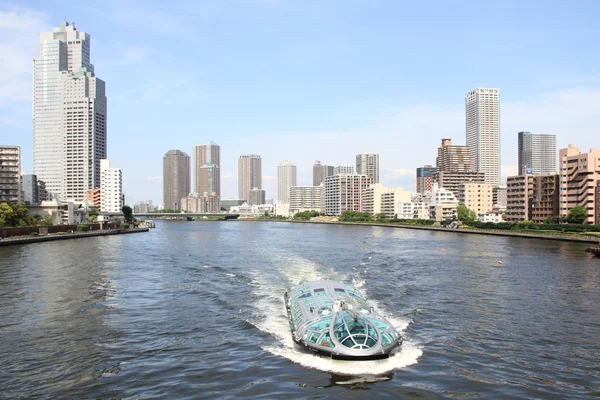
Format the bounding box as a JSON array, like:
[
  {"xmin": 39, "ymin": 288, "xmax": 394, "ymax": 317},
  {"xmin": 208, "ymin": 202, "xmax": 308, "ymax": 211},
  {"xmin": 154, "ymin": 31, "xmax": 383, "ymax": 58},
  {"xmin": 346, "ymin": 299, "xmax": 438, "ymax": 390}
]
[{"xmin": 1, "ymin": 0, "xmax": 600, "ymax": 205}]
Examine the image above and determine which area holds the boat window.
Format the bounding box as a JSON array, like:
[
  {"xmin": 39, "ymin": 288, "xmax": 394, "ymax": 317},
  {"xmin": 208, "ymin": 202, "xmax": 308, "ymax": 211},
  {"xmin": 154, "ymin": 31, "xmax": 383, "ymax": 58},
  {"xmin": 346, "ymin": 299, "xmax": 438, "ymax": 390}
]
[
  {"xmin": 308, "ymin": 316, "xmax": 332, "ymax": 331},
  {"xmin": 314, "ymin": 288, "xmax": 326, "ymax": 296},
  {"xmin": 368, "ymin": 317, "xmax": 391, "ymax": 331},
  {"xmin": 349, "ymin": 291, "xmax": 362, "ymax": 298},
  {"xmin": 381, "ymin": 332, "xmax": 392, "ymax": 347},
  {"xmin": 319, "ymin": 331, "xmax": 334, "ymax": 348},
  {"xmin": 295, "ymin": 292, "xmax": 312, "ymax": 299},
  {"xmin": 334, "ymin": 288, "xmax": 346, "ymax": 295},
  {"xmin": 333, "ymin": 311, "xmax": 378, "ymax": 349},
  {"xmin": 308, "ymin": 332, "xmax": 321, "ymax": 343}
]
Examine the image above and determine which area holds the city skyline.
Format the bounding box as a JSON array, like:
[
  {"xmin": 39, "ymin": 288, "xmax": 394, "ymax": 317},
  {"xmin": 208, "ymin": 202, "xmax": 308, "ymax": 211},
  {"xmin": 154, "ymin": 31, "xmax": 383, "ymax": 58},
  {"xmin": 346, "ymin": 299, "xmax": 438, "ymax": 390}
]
[{"xmin": 2, "ymin": 3, "xmax": 600, "ymax": 204}]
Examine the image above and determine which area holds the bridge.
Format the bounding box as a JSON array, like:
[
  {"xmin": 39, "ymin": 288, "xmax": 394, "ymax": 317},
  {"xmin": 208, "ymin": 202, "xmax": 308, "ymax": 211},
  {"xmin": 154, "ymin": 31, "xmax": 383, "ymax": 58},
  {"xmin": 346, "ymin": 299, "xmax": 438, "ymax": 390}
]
[{"xmin": 99, "ymin": 212, "xmax": 239, "ymax": 220}]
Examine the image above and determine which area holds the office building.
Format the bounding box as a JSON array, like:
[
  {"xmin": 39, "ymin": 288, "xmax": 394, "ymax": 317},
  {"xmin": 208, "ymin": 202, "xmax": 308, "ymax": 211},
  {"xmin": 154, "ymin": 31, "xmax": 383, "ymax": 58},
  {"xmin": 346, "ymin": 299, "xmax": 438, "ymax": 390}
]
[
  {"xmin": 277, "ymin": 160, "xmax": 296, "ymax": 203},
  {"xmin": 518, "ymin": 132, "xmax": 556, "ymax": 175},
  {"xmin": 163, "ymin": 149, "xmax": 190, "ymax": 211},
  {"xmin": 21, "ymin": 174, "xmax": 38, "ymax": 205},
  {"xmin": 466, "ymin": 88, "xmax": 500, "ymax": 186},
  {"xmin": 356, "ymin": 153, "xmax": 379, "ymax": 183},
  {"xmin": 100, "ymin": 159, "xmax": 122, "ymax": 212},
  {"xmin": 220, "ymin": 199, "xmax": 245, "ymax": 210},
  {"xmin": 238, "ymin": 155, "xmax": 261, "ymax": 202},
  {"xmin": 249, "ymin": 187, "xmax": 266, "ymax": 206},
  {"xmin": 324, "ymin": 174, "xmax": 373, "ymax": 216},
  {"xmin": 290, "ymin": 186, "xmax": 323, "ymax": 214},
  {"xmin": 559, "ymin": 145, "xmax": 600, "ymax": 224},
  {"xmin": 0, "ymin": 146, "xmax": 21, "ymax": 203},
  {"xmin": 313, "ymin": 161, "xmax": 334, "ymax": 186},
  {"xmin": 416, "ymin": 165, "xmax": 436, "ymax": 194},
  {"xmin": 34, "ymin": 21, "xmax": 107, "ymax": 200},
  {"xmin": 334, "ymin": 165, "xmax": 354, "ymax": 175},
  {"xmin": 458, "ymin": 183, "xmax": 493, "ymax": 215},
  {"xmin": 194, "ymin": 142, "xmax": 220, "ymax": 196}
]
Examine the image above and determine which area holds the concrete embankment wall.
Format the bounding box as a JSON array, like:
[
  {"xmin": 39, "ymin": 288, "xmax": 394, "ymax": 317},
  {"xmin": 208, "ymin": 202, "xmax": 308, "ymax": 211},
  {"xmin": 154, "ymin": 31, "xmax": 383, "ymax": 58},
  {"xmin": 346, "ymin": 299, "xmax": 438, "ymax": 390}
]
[
  {"xmin": 0, "ymin": 228, "xmax": 149, "ymax": 247},
  {"xmin": 267, "ymin": 220, "xmax": 600, "ymax": 244}
]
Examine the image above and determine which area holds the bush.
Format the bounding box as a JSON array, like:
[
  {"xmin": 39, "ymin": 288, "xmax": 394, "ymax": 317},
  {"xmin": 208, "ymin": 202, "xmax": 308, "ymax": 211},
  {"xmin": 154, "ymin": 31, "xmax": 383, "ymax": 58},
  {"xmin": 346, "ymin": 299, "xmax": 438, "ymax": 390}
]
[
  {"xmin": 120, "ymin": 223, "xmax": 129, "ymax": 229},
  {"xmin": 77, "ymin": 224, "xmax": 90, "ymax": 232}
]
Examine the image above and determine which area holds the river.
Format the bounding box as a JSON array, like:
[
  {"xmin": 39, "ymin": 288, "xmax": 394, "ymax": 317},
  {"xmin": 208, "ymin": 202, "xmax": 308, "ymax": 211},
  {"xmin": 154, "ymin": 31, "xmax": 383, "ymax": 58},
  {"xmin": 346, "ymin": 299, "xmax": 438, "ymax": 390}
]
[{"xmin": 0, "ymin": 220, "xmax": 598, "ymax": 399}]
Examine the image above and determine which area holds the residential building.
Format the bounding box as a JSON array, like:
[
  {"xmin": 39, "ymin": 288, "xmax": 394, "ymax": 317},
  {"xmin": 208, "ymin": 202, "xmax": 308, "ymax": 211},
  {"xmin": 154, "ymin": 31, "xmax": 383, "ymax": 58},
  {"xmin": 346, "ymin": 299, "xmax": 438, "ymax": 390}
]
[
  {"xmin": 397, "ymin": 201, "xmax": 430, "ymax": 220},
  {"xmin": 559, "ymin": 145, "xmax": 600, "ymax": 223},
  {"xmin": 231, "ymin": 202, "xmax": 274, "ymax": 216},
  {"xmin": 518, "ymin": 132, "xmax": 556, "ymax": 175},
  {"xmin": 249, "ymin": 187, "xmax": 266, "ymax": 206},
  {"xmin": 334, "ymin": 165, "xmax": 354, "ymax": 175},
  {"xmin": 34, "ymin": 21, "xmax": 107, "ymax": 200},
  {"xmin": 596, "ymin": 182, "xmax": 600, "ymax": 224},
  {"xmin": 277, "ymin": 160, "xmax": 296, "ymax": 203},
  {"xmin": 436, "ymin": 139, "xmax": 472, "ymax": 172},
  {"xmin": 86, "ymin": 188, "xmax": 101, "ymax": 208},
  {"xmin": 466, "ymin": 88, "xmax": 500, "ymax": 186},
  {"xmin": 181, "ymin": 193, "xmax": 220, "ymax": 213},
  {"xmin": 479, "ymin": 212, "xmax": 504, "ymax": 223},
  {"xmin": 21, "ymin": 174, "xmax": 38, "ymax": 205},
  {"xmin": 434, "ymin": 171, "xmax": 486, "ymax": 197},
  {"xmin": 290, "ymin": 186, "xmax": 323, "ymax": 214},
  {"xmin": 324, "ymin": 174, "xmax": 373, "ymax": 216},
  {"xmin": 37, "ymin": 180, "xmax": 49, "ymax": 202},
  {"xmin": 133, "ymin": 201, "xmax": 154, "ymax": 214},
  {"xmin": 163, "ymin": 149, "xmax": 190, "ymax": 211},
  {"xmin": 238, "ymin": 155, "xmax": 261, "ymax": 202},
  {"xmin": 100, "ymin": 159, "xmax": 122, "ymax": 212},
  {"xmin": 458, "ymin": 183, "xmax": 493, "ymax": 215},
  {"xmin": 0, "ymin": 146, "xmax": 21, "ymax": 203},
  {"xmin": 506, "ymin": 173, "xmax": 560, "ymax": 223},
  {"xmin": 493, "ymin": 185, "xmax": 507, "ymax": 209},
  {"xmin": 430, "ymin": 184, "xmax": 458, "ymax": 222},
  {"xmin": 362, "ymin": 183, "xmax": 411, "ymax": 218},
  {"xmin": 313, "ymin": 161, "xmax": 334, "ymax": 186},
  {"xmin": 27, "ymin": 200, "xmax": 88, "ymax": 225},
  {"xmin": 505, "ymin": 175, "xmax": 532, "ymax": 222},
  {"xmin": 194, "ymin": 142, "xmax": 220, "ymax": 196},
  {"xmin": 356, "ymin": 153, "xmax": 379, "ymax": 183},
  {"xmin": 416, "ymin": 165, "xmax": 436, "ymax": 194},
  {"xmin": 220, "ymin": 199, "xmax": 245, "ymax": 210}
]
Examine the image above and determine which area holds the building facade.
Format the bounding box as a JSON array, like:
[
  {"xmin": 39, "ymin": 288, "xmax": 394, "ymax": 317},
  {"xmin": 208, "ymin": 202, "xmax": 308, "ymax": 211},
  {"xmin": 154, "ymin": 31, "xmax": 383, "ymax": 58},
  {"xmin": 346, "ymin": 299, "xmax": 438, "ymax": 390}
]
[
  {"xmin": 133, "ymin": 200, "xmax": 154, "ymax": 214},
  {"xmin": 506, "ymin": 173, "xmax": 559, "ymax": 223},
  {"xmin": 277, "ymin": 160, "xmax": 297, "ymax": 203},
  {"xmin": 163, "ymin": 149, "xmax": 190, "ymax": 211},
  {"xmin": 436, "ymin": 139, "xmax": 472, "ymax": 173},
  {"xmin": 430, "ymin": 184, "xmax": 458, "ymax": 222},
  {"xmin": 194, "ymin": 142, "xmax": 220, "ymax": 196},
  {"xmin": 324, "ymin": 174, "xmax": 373, "ymax": 216},
  {"xmin": 249, "ymin": 188, "xmax": 266, "ymax": 206},
  {"xmin": 34, "ymin": 21, "xmax": 107, "ymax": 201},
  {"xmin": 466, "ymin": 88, "xmax": 500, "ymax": 186},
  {"xmin": 416, "ymin": 165, "xmax": 436, "ymax": 194},
  {"xmin": 434, "ymin": 171, "xmax": 486, "ymax": 197},
  {"xmin": 362, "ymin": 183, "xmax": 411, "ymax": 218},
  {"xmin": 100, "ymin": 159, "xmax": 122, "ymax": 212},
  {"xmin": 458, "ymin": 182, "xmax": 493, "ymax": 215},
  {"xmin": 181, "ymin": 193, "xmax": 220, "ymax": 213},
  {"xmin": 238, "ymin": 155, "xmax": 261, "ymax": 202},
  {"xmin": 518, "ymin": 132, "xmax": 556, "ymax": 175},
  {"xmin": 334, "ymin": 165, "xmax": 354, "ymax": 175},
  {"xmin": 290, "ymin": 186, "xmax": 323, "ymax": 213},
  {"xmin": 0, "ymin": 146, "xmax": 21, "ymax": 203},
  {"xmin": 313, "ymin": 161, "xmax": 334, "ymax": 186},
  {"xmin": 493, "ymin": 185, "xmax": 507, "ymax": 209},
  {"xmin": 559, "ymin": 145, "xmax": 600, "ymax": 223},
  {"xmin": 21, "ymin": 174, "xmax": 38, "ymax": 205},
  {"xmin": 86, "ymin": 187, "xmax": 101, "ymax": 208},
  {"xmin": 356, "ymin": 153, "xmax": 379, "ymax": 183}
]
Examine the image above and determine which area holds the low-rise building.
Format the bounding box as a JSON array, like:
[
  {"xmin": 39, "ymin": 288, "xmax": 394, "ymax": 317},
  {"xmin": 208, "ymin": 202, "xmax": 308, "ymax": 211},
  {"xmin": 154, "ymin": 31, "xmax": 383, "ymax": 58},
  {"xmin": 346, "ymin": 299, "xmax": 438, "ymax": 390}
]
[
  {"xmin": 230, "ymin": 202, "xmax": 274, "ymax": 216},
  {"xmin": 458, "ymin": 182, "xmax": 493, "ymax": 215},
  {"xmin": 493, "ymin": 185, "xmax": 507, "ymax": 209},
  {"xmin": 27, "ymin": 200, "xmax": 88, "ymax": 225},
  {"xmin": 478, "ymin": 211, "xmax": 504, "ymax": 223},
  {"xmin": 181, "ymin": 193, "xmax": 220, "ymax": 213},
  {"xmin": 362, "ymin": 183, "xmax": 411, "ymax": 218},
  {"xmin": 430, "ymin": 184, "xmax": 458, "ymax": 222},
  {"xmin": 220, "ymin": 199, "xmax": 245, "ymax": 210}
]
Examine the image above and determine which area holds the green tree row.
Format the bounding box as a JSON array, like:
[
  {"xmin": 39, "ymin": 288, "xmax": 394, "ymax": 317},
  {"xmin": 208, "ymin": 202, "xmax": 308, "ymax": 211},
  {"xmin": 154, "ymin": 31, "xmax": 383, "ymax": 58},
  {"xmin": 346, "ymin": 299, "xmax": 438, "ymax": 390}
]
[{"xmin": 0, "ymin": 202, "xmax": 54, "ymax": 228}]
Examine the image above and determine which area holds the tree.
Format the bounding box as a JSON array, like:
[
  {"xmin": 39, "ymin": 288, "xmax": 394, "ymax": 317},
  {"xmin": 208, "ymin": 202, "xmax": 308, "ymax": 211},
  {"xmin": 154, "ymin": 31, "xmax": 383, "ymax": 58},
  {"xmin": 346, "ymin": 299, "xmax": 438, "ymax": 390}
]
[
  {"xmin": 122, "ymin": 205, "xmax": 134, "ymax": 222},
  {"xmin": 457, "ymin": 205, "xmax": 477, "ymax": 223},
  {"xmin": 88, "ymin": 208, "xmax": 99, "ymax": 223},
  {"xmin": 0, "ymin": 202, "xmax": 30, "ymax": 227},
  {"xmin": 566, "ymin": 206, "xmax": 588, "ymax": 224}
]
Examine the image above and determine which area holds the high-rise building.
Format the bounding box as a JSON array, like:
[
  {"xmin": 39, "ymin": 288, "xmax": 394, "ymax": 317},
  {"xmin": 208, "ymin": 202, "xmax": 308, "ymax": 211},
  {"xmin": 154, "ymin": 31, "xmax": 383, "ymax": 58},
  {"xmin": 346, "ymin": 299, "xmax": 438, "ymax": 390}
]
[
  {"xmin": 194, "ymin": 142, "xmax": 220, "ymax": 196},
  {"xmin": 324, "ymin": 174, "xmax": 373, "ymax": 216},
  {"xmin": 33, "ymin": 21, "xmax": 107, "ymax": 200},
  {"xmin": 466, "ymin": 88, "xmax": 500, "ymax": 186},
  {"xmin": 518, "ymin": 132, "xmax": 556, "ymax": 175},
  {"xmin": 277, "ymin": 160, "xmax": 297, "ymax": 203},
  {"xmin": 559, "ymin": 145, "xmax": 600, "ymax": 224},
  {"xmin": 100, "ymin": 159, "xmax": 122, "ymax": 212},
  {"xmin": 163, "ymin": 149, "xmax": 190, "ymax": 211},
  {"xmin": 505, "ymin": 174, "xmax": 559, "ymax": 223},
  {"xmin": 356, "ymin": 153, "xmax": 379, "ymax": 183},
  {"xmin": 0, "ymin": 146, "xmax": 21, "ymax": 203},
  {"xmin": 334, "ymin": 165, "xmax": 354, "ymax": 175},
  {"xmin": 416, "ymin": 165, "xmax": 436, "ymax": 194},
  {"xmin": 313, "ymin": 161, "xmax": 334, "ymax": 186},
  {"xmin": 238, "ymin": 155, "xmax": 261, "ymax": 202},
  {"xmin": 436, "ymin": 138, "xmax": 472, "ymax": 173},
  {"xmin": 290, "ymin": 186, "xmax": 323, "ymax": 213},
  {"xmin": 249, "ymin": 187, "xmax": 266, "ymax": 205},
  {"xmin": 21, "ymin": 174, "xmax": 38, "ymax": 205}
]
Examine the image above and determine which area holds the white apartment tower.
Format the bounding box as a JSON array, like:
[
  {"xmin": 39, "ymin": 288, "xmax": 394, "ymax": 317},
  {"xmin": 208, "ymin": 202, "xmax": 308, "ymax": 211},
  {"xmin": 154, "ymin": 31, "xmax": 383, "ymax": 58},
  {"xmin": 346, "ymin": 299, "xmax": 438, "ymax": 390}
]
[
  {"xmin": 356, "ymin": 153, "xmax": 379, "ymax": 183},
  {"xmin": 100, "ymin": 159, "xmax": 122, "ymax": 212},
  {"xmin": 33, "ymin": 21, "xmax": 107, "ymax": 201},
  {"xmin": 466, "ymin": 88, "xmax": 500, "ymax": 186},
  {"xmin": 277, "ymin": 160, "xmax": 297, "ymax": 203}
]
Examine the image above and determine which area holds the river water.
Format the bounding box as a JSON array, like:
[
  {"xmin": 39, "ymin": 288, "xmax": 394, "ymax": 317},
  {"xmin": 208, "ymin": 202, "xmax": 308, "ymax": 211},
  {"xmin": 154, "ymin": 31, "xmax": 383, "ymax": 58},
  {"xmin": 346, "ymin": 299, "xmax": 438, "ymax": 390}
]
[{"xmin": 0, "ymin": 221, "xmax": 599, "ymax": 399}]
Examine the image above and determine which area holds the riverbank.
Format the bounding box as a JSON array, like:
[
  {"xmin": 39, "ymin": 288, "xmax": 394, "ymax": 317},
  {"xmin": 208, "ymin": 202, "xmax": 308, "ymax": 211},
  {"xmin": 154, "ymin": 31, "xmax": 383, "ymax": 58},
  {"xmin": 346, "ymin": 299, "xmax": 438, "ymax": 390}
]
[
  {"xmin": 243, "ymin": 219, "xmax": 600, "ymax": 244},
  {"xmin": 0, "ymin": 227, "xmax": 149, "ymax": 247}
]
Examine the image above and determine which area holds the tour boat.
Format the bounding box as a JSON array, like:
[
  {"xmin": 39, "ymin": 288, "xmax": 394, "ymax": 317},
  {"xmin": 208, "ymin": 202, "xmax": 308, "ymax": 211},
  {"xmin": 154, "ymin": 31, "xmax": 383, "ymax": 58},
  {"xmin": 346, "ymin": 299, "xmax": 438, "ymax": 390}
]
[{"xmin": 284, "ymin": 280, "xmax": 402, "ymax": 360}]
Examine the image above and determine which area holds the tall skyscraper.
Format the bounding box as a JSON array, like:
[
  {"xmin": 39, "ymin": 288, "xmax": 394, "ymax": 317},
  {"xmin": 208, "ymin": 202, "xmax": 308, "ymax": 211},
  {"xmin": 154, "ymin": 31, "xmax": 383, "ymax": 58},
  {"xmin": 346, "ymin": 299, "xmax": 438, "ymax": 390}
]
[
  {"xmin": 194, "ymin": 142, "xmax": 220, "ymax": 196},
  {"xmin": 277, "ymin": 160, "xmax": 297, "ymax": 203},
  {"xmin": 33, "ymin": 21, "xmax": 107, "ymax": 200},
  {"xmin": 518, "ymin": 132, "xmax": 556, "ymax": 175},
  {"xmin": 238, "ymin": 155, "xmax": 261, "ymax": 202},
  {"xmin": 416, "ymin": 165, "xmax": 436, "ymax": 194},
  {"xmin": 100, "ymin": 159, "xmax": 123, "ymax": 212},
  {"xmin": 356, "ymin": 153, "xmax": 379, "ymax": 183},
  {"xmin": 466, "ymin": 88, "xmax": 500, "ymax": 186},
  {"xmin": 313, "ymin": 161, "xmax": 334, "ymax": 186},
  {"xmin": 163, "ymin": 150, "xmax": 190, "ymax": 210}
]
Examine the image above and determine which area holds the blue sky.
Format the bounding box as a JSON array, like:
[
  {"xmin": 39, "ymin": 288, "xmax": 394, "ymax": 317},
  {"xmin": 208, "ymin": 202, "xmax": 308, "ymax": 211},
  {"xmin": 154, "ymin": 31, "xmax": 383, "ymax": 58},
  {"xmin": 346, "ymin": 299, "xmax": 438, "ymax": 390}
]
[{"xmin": 1, "ymin": 0, "xmax": 600, "ymax": 204}]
